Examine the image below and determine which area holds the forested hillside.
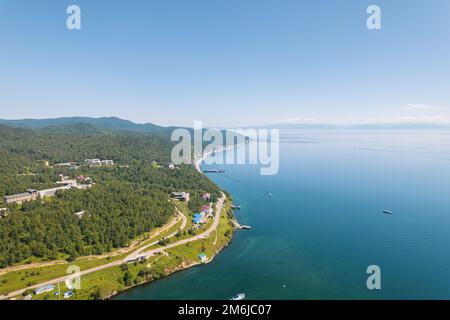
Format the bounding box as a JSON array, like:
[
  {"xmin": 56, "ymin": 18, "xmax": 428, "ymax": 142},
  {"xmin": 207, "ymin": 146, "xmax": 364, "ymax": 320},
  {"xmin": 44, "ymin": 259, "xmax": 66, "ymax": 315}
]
[
  {"xmin": 0, "ymin": 116, "xmax": 177, "ymax": 134},
  {"xmin": 0, "ymin": 124, "xmax": 221, "ymax": 267}
]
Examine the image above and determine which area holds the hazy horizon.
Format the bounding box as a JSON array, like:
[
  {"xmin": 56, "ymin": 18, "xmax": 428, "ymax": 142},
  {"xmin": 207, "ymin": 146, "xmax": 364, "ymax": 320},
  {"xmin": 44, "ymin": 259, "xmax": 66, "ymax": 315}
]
[
  {"xmin": 1, "ymin": 0, "xmax": 450, "ymax": 127},
  {"xmin": 2, "ymin": 115, "xmax": 450, "ymax": 130}
]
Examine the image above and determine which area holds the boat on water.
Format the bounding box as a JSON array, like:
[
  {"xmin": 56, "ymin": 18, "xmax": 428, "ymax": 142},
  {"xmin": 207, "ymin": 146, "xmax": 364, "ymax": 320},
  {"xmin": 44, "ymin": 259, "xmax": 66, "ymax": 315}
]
[
  {"xmin": 231, "ymin": 293, "xmax": 245, "ymax": 300},
  {"xmin": 231, "ymin": 204, "xmax": 241, "ymax": 210},
  {"xmin": 267, "ymin": 192, "xmax": 273, "ymax": 197},
  {"xmin": 382, "ymin": 209, "xmax": 393, "ymax": 215}
]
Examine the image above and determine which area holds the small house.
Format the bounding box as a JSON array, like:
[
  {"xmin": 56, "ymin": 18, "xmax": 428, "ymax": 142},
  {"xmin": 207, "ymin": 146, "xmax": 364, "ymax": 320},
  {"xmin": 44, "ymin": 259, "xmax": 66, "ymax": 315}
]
[
  {"xmin": 192, "ymin": 213, "xmax": 202, "ymax": 224},
  {"xmin": 171, "ymin": 192, "xmax": 190, "ymax": 202},
  {"xmin": 34, "ymin": 284, "xmax": 55, "ymax": 295},
  {"xmin": 74, "ymin": 211, "xmax": 85, "ymax": 219},
  {"xmin": 101, "ymin": 160, "xmax": 114, "ymax": 166},
  {"xmin": 198, "ymin": 253, "xmax": 208, "ymax": 263},
  {"xmin": 201, "ymin": 193, "xmax": 211, "ymax": 201}
]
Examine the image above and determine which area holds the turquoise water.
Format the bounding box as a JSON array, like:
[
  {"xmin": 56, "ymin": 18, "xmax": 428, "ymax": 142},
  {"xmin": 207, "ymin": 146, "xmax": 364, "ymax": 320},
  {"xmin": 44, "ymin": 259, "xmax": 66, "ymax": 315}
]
[{"xmin": 115, "ymin": 130, "xmax": 450, "ymax": 299}]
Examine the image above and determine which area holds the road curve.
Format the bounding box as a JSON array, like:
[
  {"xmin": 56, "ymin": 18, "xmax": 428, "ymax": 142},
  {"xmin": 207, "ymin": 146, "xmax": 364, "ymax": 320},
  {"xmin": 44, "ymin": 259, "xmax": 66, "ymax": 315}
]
[
  {"xmin": 139, "ymin": 193, "xmax": 225, "ymax": 259},
  {"xmin": 124, "ymin": 206, "xmax": 187, "ymax": 262},
  {"xmin": 0, "ymin": 209, "xmax": 183, "ymax": 276},
  {"xmin": 0, "ymin": 193, "xmax": 225, "ymax": 300}
]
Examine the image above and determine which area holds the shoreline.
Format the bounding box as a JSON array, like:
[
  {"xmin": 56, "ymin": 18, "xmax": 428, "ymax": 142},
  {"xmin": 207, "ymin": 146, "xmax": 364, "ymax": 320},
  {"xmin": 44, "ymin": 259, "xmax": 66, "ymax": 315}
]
[
  {"xmin": 109, "ymin": 145, "xmax": 241, "ymax": 300},
  {"xmin": 109, "ymin": 205, "xmax": 237, "ymax": 300},
  {"xmin": 3, "ymin": 145, "xmax": 239, "ymax": 300},
  {"xmin": 194, "ymin": 143, "xmax": 243, "ymax": 174},
  {"xmin": 5, "ymin": 191, "xmax": 235, "ymax": 300},
  {"xmin": 112, "ymin": 230, "xmax": 236, "ymax": 300}
]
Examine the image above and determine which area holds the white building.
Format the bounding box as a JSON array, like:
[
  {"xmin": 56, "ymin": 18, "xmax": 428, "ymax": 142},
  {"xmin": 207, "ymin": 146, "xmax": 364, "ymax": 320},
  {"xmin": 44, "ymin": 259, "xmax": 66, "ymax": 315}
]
[
  {"xmin": 38, "ymin": 186, "xmax": 71, "ymax": 198},
  {"xmin": 171, "ymin": 192, "xmax": 190, "ymax": 202},
  {"xmin": 74, "ymin": 211, "xmax": 85, "ymax": 218},
  {"xmin": 101, "ymin": 160, "xmax": 114, "ymax": 166},
  {"xmin": 84, "ymin": 159, "xmax": 101, "ymax": 166},
  {"xmin": 84, "ymin": 159, "xmax": 114, "ymax": 166}
]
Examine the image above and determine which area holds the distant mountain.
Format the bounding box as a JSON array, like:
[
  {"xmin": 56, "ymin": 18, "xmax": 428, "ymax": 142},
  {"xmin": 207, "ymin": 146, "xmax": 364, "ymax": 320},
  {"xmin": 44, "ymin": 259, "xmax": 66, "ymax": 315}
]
[
  {"xmin": 240, "ymin": 122, "xmax": 450, "ymax": 130},
  {"xmin": 0, "ymin": 117, "xmax": 178, "ymax": 134},
  {"xmin": 0, "ymin": 117, "xmax": 246, "ymax": 141},
  {"xmin": 39, "ymin": 122, "xmax": 109, "ymax": 134}
]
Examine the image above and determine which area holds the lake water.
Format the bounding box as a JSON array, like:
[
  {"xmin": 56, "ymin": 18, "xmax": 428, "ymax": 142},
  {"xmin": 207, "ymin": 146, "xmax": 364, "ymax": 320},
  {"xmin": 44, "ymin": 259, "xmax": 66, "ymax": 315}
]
[{"xmin": 115, "ymin": 130, "xmax": 450, "ymax": 299}]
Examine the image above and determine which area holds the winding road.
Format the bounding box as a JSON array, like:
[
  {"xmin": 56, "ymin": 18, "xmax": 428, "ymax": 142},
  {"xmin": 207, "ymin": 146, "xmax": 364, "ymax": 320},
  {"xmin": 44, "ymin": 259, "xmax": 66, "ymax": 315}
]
[
  {"xmin": 124, "ymin": 204, "xmax": 188, "ymax": 262},
  {"xmin": 0, "ymin": 209, "xmax": 184, "ymax": 276},
  {"xmin": 0, "ymin": 193, "xmax": 226, "ymax": 300},
  {"xmin": 137, "ymin": 193, "xmax": 225, "ymax": 260}
]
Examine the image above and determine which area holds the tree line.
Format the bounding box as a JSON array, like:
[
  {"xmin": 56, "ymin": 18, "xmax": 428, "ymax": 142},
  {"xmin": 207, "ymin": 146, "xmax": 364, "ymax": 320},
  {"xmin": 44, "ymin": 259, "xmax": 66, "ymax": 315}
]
[{"xmin": 0, "ymin": 125, "xmax": 221, "ymax": 267}]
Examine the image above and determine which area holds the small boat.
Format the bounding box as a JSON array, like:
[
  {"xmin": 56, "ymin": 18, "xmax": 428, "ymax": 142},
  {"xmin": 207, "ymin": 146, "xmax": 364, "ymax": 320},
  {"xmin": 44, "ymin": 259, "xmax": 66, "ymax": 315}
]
[
  {"xmin": 267, "ymin": 192, "xmax": 273, "ymax": 197},
  {"xmin": 231, "ymin": 204, "xmax": 241, "ymax": 210},
  {"xmin": 231, "ymin": 293, "xmax": 245, "ymax": 300},
  {"xmin": 382, "ymin": 209, "xmax": 393, "ymax": 215}
]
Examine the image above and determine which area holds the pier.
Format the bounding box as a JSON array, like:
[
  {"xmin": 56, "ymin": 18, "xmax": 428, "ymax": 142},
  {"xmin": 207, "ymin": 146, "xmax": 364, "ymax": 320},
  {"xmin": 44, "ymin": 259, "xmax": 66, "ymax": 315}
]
[
  {"xmin": 232, "ymin": 220, "xmax": 251, "ymax": 230},
  {"xmin": 203, "ymin": 169, "xmax": 225, "ymax": 173}
]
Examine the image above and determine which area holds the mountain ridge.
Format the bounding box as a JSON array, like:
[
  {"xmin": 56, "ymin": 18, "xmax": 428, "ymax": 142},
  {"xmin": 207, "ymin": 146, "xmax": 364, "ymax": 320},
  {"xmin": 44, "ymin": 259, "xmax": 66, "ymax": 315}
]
[{"xmin": 0, "ymin": 116, "xmax": 178, "ymax": 134}]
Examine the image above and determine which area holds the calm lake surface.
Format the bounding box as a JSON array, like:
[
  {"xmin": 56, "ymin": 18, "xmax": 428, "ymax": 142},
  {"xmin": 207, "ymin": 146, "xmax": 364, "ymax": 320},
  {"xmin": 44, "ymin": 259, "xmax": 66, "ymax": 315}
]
[{"xmin": 115, "ymin": 130, "xmax": 450, "ymax": 299}]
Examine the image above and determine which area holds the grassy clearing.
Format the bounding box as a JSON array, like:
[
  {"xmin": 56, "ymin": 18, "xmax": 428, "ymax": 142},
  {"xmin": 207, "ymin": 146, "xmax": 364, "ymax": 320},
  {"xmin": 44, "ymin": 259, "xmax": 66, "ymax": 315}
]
[
  {"xmin": 0, "ymin": 253, "xmax": 130, "ymax": 295},
  {"xmin": 143, "ymin": 202, "xmax": 218, "ymax": 252},
  {"xmin": 2, "ymin": 211, "xmax": 181, "ymax": 271},
  {"xmin": 7, "ymin": 198, "xmax": 235, "ymax": 300},
  {"xmin": 0, "ymin": 211, "xmax": 184, "ymax": 295}
]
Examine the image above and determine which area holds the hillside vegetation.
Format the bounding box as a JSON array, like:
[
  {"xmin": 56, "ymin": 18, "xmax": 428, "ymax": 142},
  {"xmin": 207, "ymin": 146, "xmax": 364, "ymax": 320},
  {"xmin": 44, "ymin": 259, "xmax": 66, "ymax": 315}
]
[{"xmin": 0, "ymin": 123, "xmax": 220, "ymax": 268}]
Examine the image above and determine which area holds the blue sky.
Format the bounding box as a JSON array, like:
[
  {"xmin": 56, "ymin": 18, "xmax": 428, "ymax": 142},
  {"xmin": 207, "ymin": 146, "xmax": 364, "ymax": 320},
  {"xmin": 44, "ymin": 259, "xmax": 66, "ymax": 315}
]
[{"xmin": 1, "ymin": 0, "xmax": 449, "ymax": 127}]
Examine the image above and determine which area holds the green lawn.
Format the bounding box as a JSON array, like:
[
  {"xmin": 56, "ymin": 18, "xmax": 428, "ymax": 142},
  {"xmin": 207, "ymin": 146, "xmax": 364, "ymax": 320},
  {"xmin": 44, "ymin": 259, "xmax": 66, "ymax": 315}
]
[
  {"xmin": 6, "ymin": 198, "xmax": 236, "ymax": 300},
  {"xmin": 0, "ymin": 212, "xmax": 184, "ymax": 295}
]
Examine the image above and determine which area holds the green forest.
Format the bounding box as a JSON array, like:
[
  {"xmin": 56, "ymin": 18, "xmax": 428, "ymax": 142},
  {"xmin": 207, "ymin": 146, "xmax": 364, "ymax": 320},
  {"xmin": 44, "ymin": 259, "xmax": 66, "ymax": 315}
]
[{"xmin": 0, "ymin": 124, "xmax": 221, "ymax": 267}]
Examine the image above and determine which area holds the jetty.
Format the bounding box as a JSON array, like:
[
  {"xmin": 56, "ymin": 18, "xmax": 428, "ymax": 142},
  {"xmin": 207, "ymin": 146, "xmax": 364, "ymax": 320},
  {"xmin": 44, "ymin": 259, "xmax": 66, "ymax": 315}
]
[
  {"xmin": 232, "ymin": 220, "xmax": 251, "ymax": 230},
  {"xmin": 203, "ymin": 169, "xmax": 225, "ymax": 173}
]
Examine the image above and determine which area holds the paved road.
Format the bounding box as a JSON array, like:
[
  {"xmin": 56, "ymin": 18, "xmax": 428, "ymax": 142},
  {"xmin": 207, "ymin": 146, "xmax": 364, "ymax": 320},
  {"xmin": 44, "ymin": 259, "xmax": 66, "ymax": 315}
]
[
  {"xmin": 0, "ymin": 208, "xmax": 183, "ymax": 276},
  {"xmin": 1, "ymin": 193, "xmax": 225, "ymax": 300},
  {"xmin": 138, "ymin": 193, "xmax": 225, "ymax": 259},
  {"xmin": 124, "ymin": 206, "xmax": 187, "ymax": 262}
]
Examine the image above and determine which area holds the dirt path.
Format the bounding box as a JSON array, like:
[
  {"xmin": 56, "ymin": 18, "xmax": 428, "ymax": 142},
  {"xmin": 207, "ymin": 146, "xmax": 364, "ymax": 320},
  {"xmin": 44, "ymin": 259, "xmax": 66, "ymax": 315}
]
[
  {"xmin": 0, "ymin": 194, "xmax": 224, "ymax": 300},
  {"xmin": 123, "ymin": 207, "xmax": 187, "ymax": 262},
  {"xmin": 0, "ymin": 211, "xmax": 183, "ymax": 276}
]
